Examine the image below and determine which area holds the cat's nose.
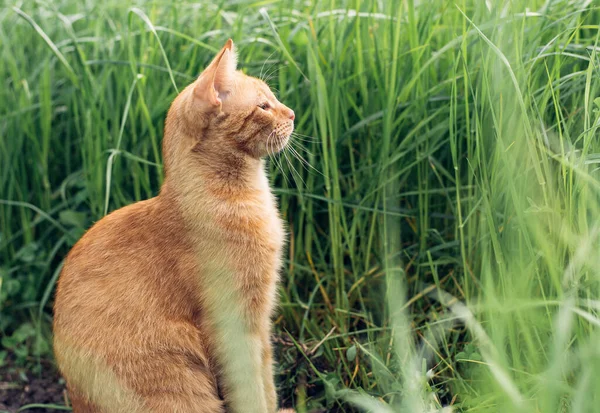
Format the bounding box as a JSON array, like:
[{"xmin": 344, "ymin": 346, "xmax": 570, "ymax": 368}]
[{"xmin": 287, "ymin": 109, "xmax": 295, "ymax": 121}]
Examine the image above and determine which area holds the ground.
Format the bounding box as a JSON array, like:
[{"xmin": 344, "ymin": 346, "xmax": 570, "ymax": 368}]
[{"xmin": 0, "ymin": 360, "xmax": 67, "ymax": 413}]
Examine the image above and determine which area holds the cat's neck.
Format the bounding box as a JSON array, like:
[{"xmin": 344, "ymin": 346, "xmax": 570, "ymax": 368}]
[
  {"xmin": 161, "ymin": 144, "xmax": 269, "ymax": 207},
  {"xmin": 194, "ymin": 143, "xmax": 266, "ymax": 193}
]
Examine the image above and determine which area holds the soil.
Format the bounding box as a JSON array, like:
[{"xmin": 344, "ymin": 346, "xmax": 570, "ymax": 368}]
[
  {"xmin": 0, "ymin": 351, "xmax": 301, "ymax": 412},
  {"xmin": 0, "ymin": 360, "xmax": 68, "ymax": 413}
]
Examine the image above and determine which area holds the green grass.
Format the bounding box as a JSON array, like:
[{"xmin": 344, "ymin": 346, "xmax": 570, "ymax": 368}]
[{"xmin": 2, "ymin": 0, "xmax": 600, "ymax": 411}]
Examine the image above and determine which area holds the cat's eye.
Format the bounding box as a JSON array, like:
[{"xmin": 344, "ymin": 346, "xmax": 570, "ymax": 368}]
[{"xmin": 258, "ymin": 102, "xmax": 270, "ymax": 110}]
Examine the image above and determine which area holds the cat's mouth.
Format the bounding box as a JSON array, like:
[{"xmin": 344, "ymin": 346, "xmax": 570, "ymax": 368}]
[
  {"xmin": 265, "ymin": 133, "xmax": 290, "ymax": 155},
  {"xmin": 266, "ymin": 121, "xmax": 293, "ymax": 154}
]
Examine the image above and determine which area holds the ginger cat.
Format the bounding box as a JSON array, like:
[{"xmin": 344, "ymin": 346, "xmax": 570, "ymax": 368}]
[{"xmin": 53, "ymin": 39, "xmax": 295, "ymax": 413}]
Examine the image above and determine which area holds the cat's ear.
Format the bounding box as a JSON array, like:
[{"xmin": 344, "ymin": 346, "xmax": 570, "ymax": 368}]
[{"xmin": 193, "ymin": 39, "xmax": 238, "ymax": 109}]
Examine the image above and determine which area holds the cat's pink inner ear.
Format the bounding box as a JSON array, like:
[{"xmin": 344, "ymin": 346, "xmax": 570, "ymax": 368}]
[
  {"xmin": 193, "ymin": 40, "xmax": 238, "ymax": 107},
  {"xmin": 193, "ymin": 77, "xmax": 221, "ymax": 107}
]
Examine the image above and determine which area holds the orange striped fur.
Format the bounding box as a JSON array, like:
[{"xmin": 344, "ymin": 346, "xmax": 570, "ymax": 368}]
[{"xmin": 53, "ymin": 39, "xmax": 295, "ymax": 413}]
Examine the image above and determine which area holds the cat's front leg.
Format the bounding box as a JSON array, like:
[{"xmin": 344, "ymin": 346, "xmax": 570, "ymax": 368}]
[
  {"xmin": 216, "ymin": 330, "xmax": 268, "ymax": 413},
  {"xmin": 262, "ymin": 333, "xmax": 277, "ymax": 413},
  {"xmin": 202, "ymin": 287, "xmax": 269, "ymax": 413}
]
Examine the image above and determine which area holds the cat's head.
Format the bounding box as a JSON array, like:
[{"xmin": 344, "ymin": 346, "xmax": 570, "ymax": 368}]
[{"xmin": 167, "ymin": 39, "xmax": 294, "ymax": 165}]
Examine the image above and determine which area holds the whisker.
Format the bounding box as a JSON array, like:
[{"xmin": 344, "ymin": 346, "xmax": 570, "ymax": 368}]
[
  {"xmin": 264, "ymin": 58, "xmax": 283, "ymax": 83},
  {"xmin": 283, "ymin": 147, "xmax": 306, "ymax": 187},
  {"xmin": 290, "ymin": 134, "xmax": 319, "ymax": 144},
  {"xmin": 263, "ymin": 65, "xmax": 284, "ymax": 85},
  {"xmin": 263, "ymin": 63, "xmax": 281, "ymax": 81},
  {"xmin": 289, "ymin": 139, "xmax": 315, "ymax": 157},
  {"xmin": 259, "ymin": 50, "xmax": 278, "ymax": 81},
  {"xmin": 291, "ymin": 132, "xmax": 319, "ymax": 142},
  {"xmin": 268, "ymin": 132, "xmax": 289, "ymax": 185},
  {"xmin": 287, "ymin": 144, "xmax": 323, "ymax": 176}
]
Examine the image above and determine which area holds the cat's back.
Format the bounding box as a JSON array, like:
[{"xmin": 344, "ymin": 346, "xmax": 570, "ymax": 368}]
[
  {"xmin": 57, "ymin": 195, "xmax": 186, "ymax": 284},
  {"xmin": 54, "ymin": 195, "xmax": 198, "ymax": 339},
  {"xmin": 53, "ymin": 195, "xmax": 223, "ymax": 413}
]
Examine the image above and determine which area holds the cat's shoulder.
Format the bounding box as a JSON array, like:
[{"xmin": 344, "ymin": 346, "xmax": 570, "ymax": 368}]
[{"xmin": 67, "ymin": 196, "xmax": 186, "ymax": 261}]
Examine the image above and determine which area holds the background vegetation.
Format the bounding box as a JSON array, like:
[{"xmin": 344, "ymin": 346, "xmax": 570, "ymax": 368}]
[{"xmin": 2, "ymin": 0, "xmax": 600, "ymax": 411}]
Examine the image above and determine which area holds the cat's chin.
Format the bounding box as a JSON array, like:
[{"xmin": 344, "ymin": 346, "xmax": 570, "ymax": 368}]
[{"xmin": 260, "ymin": 134, "xmax": 290, "ymax": 157}]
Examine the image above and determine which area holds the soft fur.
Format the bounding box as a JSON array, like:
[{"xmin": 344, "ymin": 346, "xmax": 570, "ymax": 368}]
[{"xmin": 53, "ymin": 39, "xmax": 296, "ymax": 413}]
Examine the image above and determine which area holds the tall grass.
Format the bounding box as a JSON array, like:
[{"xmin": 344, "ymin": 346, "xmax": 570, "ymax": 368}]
[{"xmin": 2, "ymin": 0, "xmax": 600, "ymax": 412}]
